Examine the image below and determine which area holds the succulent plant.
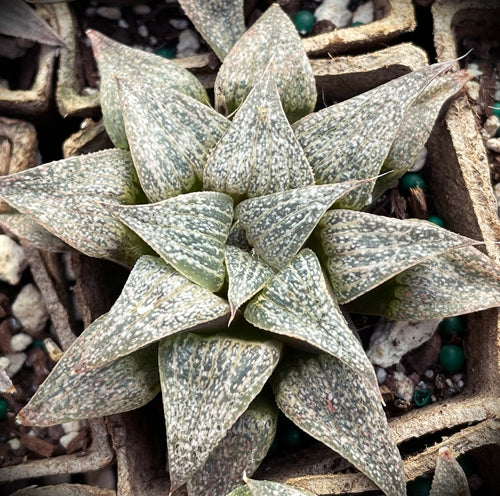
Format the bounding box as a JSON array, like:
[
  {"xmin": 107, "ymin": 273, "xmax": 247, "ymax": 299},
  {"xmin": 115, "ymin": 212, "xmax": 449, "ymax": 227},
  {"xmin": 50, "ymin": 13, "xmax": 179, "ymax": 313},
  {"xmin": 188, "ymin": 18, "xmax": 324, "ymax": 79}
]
[{"xmin": 1, "ymin": 3, "xmax": 500, "ymax": 496}]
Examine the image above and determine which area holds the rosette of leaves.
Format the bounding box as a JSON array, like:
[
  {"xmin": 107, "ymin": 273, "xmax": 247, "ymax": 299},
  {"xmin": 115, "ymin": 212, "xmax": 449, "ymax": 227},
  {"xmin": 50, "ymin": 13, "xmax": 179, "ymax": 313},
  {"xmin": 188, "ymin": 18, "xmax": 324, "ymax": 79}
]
[{"xmin": 1, "ymin": 3, "xmax": 500, "ymax": 496}]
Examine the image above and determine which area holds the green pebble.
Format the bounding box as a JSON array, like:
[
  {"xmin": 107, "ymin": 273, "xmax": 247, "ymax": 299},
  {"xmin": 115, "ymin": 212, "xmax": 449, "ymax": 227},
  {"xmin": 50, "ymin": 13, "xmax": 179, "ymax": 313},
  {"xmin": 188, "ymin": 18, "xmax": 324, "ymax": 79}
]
[
  {"xmin": 154, "ymin": 47, "xmax": 175, "ymax": 59},
  {"xmin": 0, "ymin": 397, "xmax": 8, "ymax": 421},
  {"xmin": 438, "ymin": 344, "xmax": 465, "ymax": 373},
  {"xmin": 428, "ymin": 215, "xmax": 445, "ymax": 227},
  {"xmin": 438, "ymin": 316, "xmax": 465, "ymax": 340},
  {"xmin": 413, "ymin": 388, "xmax": 431, "ymax": 407},
  {"xmin": 398, "ymin": 172, "xmax": 426, "ymax": 195},
  {"xmin": 32, "ymin": 338, "xmax": 45, "ymax": 349},
  {"xmin": 352, "ymin": 21, "xmax": 364, "ymax": 27},
  {"xmin": 492, "ymin": 101, "xmax": 500, "ymax": 119},
  {"xmin": 407, "ymin": 477, "xmax": 432, "ymax": 496},
  {"xmin": 283, "ymin": 428, "xmax": 302, "ymax": 449},
  {"xmin": 293, "ymin": 10, "xmax": 315, "ymax": 35}
]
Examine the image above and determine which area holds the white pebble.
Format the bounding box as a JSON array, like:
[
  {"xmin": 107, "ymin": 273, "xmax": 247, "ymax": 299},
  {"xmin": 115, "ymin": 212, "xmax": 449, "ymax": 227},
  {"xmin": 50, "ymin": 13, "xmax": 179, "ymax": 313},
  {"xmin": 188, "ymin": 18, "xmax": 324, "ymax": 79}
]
[
  {"xmin": 445, "ymin": 378, "xmax": 454, "ymax": 388},
  {"xmin": 5, "ymin": 352, "xmax": 26, "ymax": 378},
  {"xmin": 60, "ymin": 431, "xmax": 80, "ymax": 449},
  {"xmin": 118, "ymin": 19, "xmax": 129, "ymax": 29},
  {"xmin": 12, "ymin": 283, "xmax": 49, "ymax": 334},
  {"xmin": 410, "ymin": 147, "xmax": 427, "ymax": 172},
  {"xmin": 424, "ymin": 369, "xmax": 435, "ymax": 379},
  {"xmin": 315, "ymin": 0, "xmax": 352, "ymax": 28},
  {"xmin": 96, "ymin": 7, "xmax": 122, "ymax": 21},
  {"xmin": 169, "ymin": 18, "xmax": 189, "ymax": 30},
  {"xmin": 0, "ymin": 235, "xmax": 27, "ymax": 285},
  {"xmin": 62, "ymin": 421, "xmax": 81, "ymax": 434},
  {"xmin": 375, "ymin": 367, "xmax": 387, "ymax": 384},
  {"xmin": 352, "ymin": 1, "xmax": 374, "ymax": 24},
  {"xmin": 132, "ymin": 4, "xmax": 151, "ymax": 15},
  {"xmin": 483, "ymin": 115, "xmax": 500, "ymax": 139},
  {"xmin": 138, "ymin": 24, "xmax": 149, "ymax": 38},
  {"xmin": 390, "ymin": 371, "xmax": 414, "ymax": 402},
  {"xmin": 431, "ymin": 394, "xmax": 437, "ymax": 402},
  {"xmin": 149, "ymin": 35, "xmax": 158, "ymax": 45},
  {"xmin": 10, "ymin": 333, "xmax": 33, "ymax": 352},
  {"xmin": 176, "ymin": 29, "xmax": 200, "ymax": 58},
  {"xmin": 466, "ymin": 62, "xmax": 482, "ymax": 79},
  {"xmin": 0, "ymin": 356, "xmax": 10, "ymax": 369},
  {"xmin": 456, "ymin": 380, "xmax": 465, "ymax": 389},
  {"xmin": 466, "ymin": 81, "xmax": 480, "ymax": 101},
  {"xmin": 85, "ymin": 7, "xmax": 97, "ymax": 17},
  {"xmin": 8, "ymin": 438, "xmax": 21, "ymax": 452},
  {"xmin": 452, "ymin": 373, "xmax": 464, "ymax": 383},
  {"xmin": 486, "ymin": 137, "xmax": 500, "ymax": 153}
]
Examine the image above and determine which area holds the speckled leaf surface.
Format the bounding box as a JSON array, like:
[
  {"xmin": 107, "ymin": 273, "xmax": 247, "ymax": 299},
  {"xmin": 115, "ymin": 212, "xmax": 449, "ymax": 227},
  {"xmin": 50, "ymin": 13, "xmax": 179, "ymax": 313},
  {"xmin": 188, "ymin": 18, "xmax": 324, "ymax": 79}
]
[
  {"xmin": 179, "ymin": 0, "xmax": 245, "ymax": 60},
  {"xmin": 271, "ymin": 353, "xmax": 406, "ymax": 496},
  {"xmin": 225, "ymin": 245, "xmax": 275, "ymax": 320},
  {"xmin": 293, "ymin": 61, "xmax": 455, "ymax": 209},
  {"xmin": 347, "ymin": 245, "xmax": 500, "ymax": 320},
  {"xmin": 104, "ymin": 192, "xmax": 233, "ymax": 292},
  {"xmin": 429, "ymin": 447, "xmax": 471, "ymax": 496},
  {"xmin": 204, "ymin": 73, "xmax": 314, "ymax": 200},
  {"xmin": 230, "ymin": 478, "xmax": 317, "ymax": 496},
  {"xmin": 159, "ymin": 332, "xmax": 282, "ymax": 491},
  {"xmin": 245, "ymin": 249, "xmax": 375, "ymax": 382},
  {"xmin": 17, "ymin": 314, "xmax": 160, "ymax": 427},
  {"xmin": 235, "ymin": 182, "xmax": 363, "ymax": 269},
  {"xmin": 214, "ymin": 4, "xmax": 316, "ymax": 122},
  {"xmin": 187, "ymin": 395, "xmax": 278, "ymax": 496},
  {"xmin": 87, "ymin": 29, "xmax": 209, "ymax": 149},
  {"xmin": 318, "ymin": 210, "xmax": 476, "ymax": 304},
  {"xmin": 118, "ymin": 80, "xmax": 229, "ymax": 202},
  {"xmin": 76, "ymin": 255, "xmax": 230, "ymax": 372},
  {"xmin": 0, "ymin": 149, "xmax": 149, "ymax": 267}
]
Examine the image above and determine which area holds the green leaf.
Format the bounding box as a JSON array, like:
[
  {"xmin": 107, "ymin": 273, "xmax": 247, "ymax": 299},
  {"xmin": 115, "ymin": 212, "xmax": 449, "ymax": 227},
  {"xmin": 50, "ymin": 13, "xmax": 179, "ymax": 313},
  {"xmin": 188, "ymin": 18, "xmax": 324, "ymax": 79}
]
[
  {"xmin": 214, "ymin": 4, "xmax": 316, "ymax": 122},
  {"xmin": 318, "ymin": 210, "xmax": 477, "ymax": 304},
  {"xmin": 187, "ymin": 394, "xmax": 278, "ymax": 496},
  {"xmin": 235, "ymin": 182, "xmax": 365, "ymax": 269},
  {"xmin": 87, "ymin": 29, "xmax": 209, "ymax": 149},
  {"xmin": 229, "ymin": 478, "xmax": 316, "ymax": 496},
  {"xmin": 271, "ymin": 353, "xmax": 406, "ymax": 496},
  {"xmin": 346, "ymin": 245, "xmax": 500, "ymax": 320},
  {"xmin": 17, "ymin": 314, "xmax": 160, "ymax": 427},
  {"xmin": 429, "ymin": 447, "xmax": 471, "ymax": 496},
  {"xmin": 158, "ymin": 332, "xmax": 282, "ymax": 491},
  {"xmin": 225, "ymin": 245, "xmax": 275, "ymax": 321},
  {"xmin": 293, "ymin": 61, "xmax": 456, "ymax": 209},
  {"xmin": 0, "ymin": 149, "xmax": 150, "ymax": 267},
  {"xmin": 204, "ymin": 72, "xmax": 314, "ymax": 200},
  {"xmin": 178, "ymin": 0, "xmax": 245, "ymax": 60},
  {"xmin": 75, "ymin": 255, "xmax": 230, "ymax": 372},
  {"xmin": 245, "ymin": 249, "xmax": 375, "ymax": 382},
  {"xmin": 104, "ymin": 192, "xmax": 233, "ymax": 292},
  {"xmin": 118, "ymin": 80, "xmax": 230, "ymax": 202}
]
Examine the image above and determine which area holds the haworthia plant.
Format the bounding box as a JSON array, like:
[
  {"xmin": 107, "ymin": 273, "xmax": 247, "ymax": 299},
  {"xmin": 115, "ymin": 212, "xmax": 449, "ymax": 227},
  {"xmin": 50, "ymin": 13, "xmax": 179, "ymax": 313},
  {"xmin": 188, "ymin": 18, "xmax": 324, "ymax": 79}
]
[
  {"xmin": 429, "ymin": 447, "xmax": 471, "ymax": 496},
  {"xmin": 4, "ymin": 3, "xmax": 498, "ymax": 495}
]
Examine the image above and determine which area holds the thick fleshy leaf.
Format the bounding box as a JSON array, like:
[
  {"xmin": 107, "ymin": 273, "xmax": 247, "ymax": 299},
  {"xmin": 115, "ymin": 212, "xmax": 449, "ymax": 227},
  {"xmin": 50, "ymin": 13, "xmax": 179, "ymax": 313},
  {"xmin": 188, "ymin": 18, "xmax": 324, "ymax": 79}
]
[
  {"xmin": 118, "ymin": 80, "xmax": 230, "ymax": 202},
  {"xmin": 159, "ymin": 332, "xmax": 282, "ymax": 491},
  {"xmin": 235, "ymin": 182, "xmax": 365, "ymax": 269},
  {"xmin": 214, "ymin": 4, "xmax": 316, "ymax": 122},
  {"xmin": 271, "ymin": 353, "xmax": 406, "ymax": 496},
  {"xmin": 17, "ymin": 314, "xmax": 160, "ymax": 427},
  {"xmin": 104, "ymin": 192, "xmax": 233, "ymax": 292},
  {"xmin": 87, "ymin": 29, "xmax": 209, "ymax": 149},
  {"xmin": 226, "ymin": 478, "xmax": 316, "ymax": 496},
  {"xmin": 225, "ymin": 245, "xmax": 275, "ymax": 321},
  {"xmin": 204, "ymin": 73, "xmax": 314, "ymax": 200},
  {"xmin": 179, "ymin": 0, "xmax": 245, "ymax": 60},
  {"xmin": 346, "ymin": 245, "xmax": 500, "ymax": 320},
  {"xmin": 429, "ymin": 447, "xmax": 471, "ymax": 496},
  {"xmin": 293, "ymin": 61, "xmax": 456, "ymax": 209},
  {"xmin": 245, "ymin": 249, "xmax": 375, "ymax": 382},
  {"xmin": 75, "ymin": 255, "xmax": 230, "ymax": 372},
  {"xmin": 187, "ymin": 395, "xmax": 278, "ymax": 496},
  {"xmin": 0, "ymin": 149, "xmax": 150, "ymax": 267},
  {"xmin": 318, "ymin": 210, "xmax": 477, "ymax": 304}
]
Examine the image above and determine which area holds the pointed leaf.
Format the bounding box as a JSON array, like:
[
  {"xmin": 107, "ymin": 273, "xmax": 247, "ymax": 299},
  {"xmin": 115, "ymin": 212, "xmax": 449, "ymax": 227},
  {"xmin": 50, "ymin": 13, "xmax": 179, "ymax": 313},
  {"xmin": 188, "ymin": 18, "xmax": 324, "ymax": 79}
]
[
  {"xmin": 104, "ymin": 192, "xmax": 233, "ymax": 292},
  {"xmin": 271, "ymin": 353, "xmax": 406, "ymax": 496},
  {"xmin": 17, "ymin": 314, "xmax": 160, "ymax": 427},
  {"xmin": 347, "ymin": 245, "xmax": 500, "ymax": 320},
  {"xmin": 87, "ymin": 29, "xmax": 209, "ymax": 149},
  {"xmin": 187, "ymin": 395, "xmax": 278, "ymax": 496},
  {"xmin": 179, "ymin": 0, "xmax": 245, "ymax": 60},
  {"xmin": 214, "ymin": 4, "xmax": 316, "ymax": 122},
  {"xmin": 204, "ymin": 73, "xmax": 314, "ymax": 200},
  {"xmin": 429, "ymin": 447, "xmax": 471, "ymax": 496},
  {"xmin": 233, "ymin": 478, "xmax": 316, "ymax": 496},
  {"xmin": 225, "ymin": 245, "xmax": 275, "ymax": 321},
  {"xmin": 0, "ymin": 149, "xmax": 150, "ymax": 267},
  {"xmin": 318, "ymin": 210, "xmax": 477, "ymax": 304},
  {"xmin": 159, "ymin": 332, "xmax": 282, "ymax": 491},
  {"xmin": 293, "ymin": 61, "xmax": 456, "ymax": 209},
  {"xmin": 235, "ymin": 182, "xmax": 365, "ymax": 269},
  {"xmin": 118, "ymin": 80, "xmax": 230, "ymax": 202},
  {"xmin": 76, "ymin": 255, "xmax": 230, "ymax": 372},
  {"xmin": 245, "ymin": 249, "xmax": 375, "ymax": 382}
]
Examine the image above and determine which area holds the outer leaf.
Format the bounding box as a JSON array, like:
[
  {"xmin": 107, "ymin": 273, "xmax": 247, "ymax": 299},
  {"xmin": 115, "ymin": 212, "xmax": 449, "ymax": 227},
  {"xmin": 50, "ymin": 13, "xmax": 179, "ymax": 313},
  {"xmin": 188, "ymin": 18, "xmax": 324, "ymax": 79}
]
[
  {"xmin": 214, "ymin": 4, "xmax": 316, "ymax": 122},
  {"xmin": 235, "ymin": 182, "xmax": 365, "ymax": 269},
  {"xmin": 104, "ymin": 192, "xmax": 233, "ymax": 292},
  {"xmin": 187, "ymin": 395, "xmax": 278, "ymax": 496},
  {"xmin": 293, "ymin": 61, "xmax": 456, "ymax": 209},
  {"xmin": 204, "ymin": 73, "xmax": 314, "ymax": 200},
  {"xmin": 179, "ymin": 0, "xmax": 245, "ymax": 60},
  {"xmin": 318, "ymin": 210, "xmax": 477, "ymax": 304},
  {"xmin": 76, "ymin": 255, "xmax": 230, "ymax": 372},
  {"xmin": 159, "ymin": 332, "xmax": 282, "ymax": 491},
  {"xmin": 17, "ymin": 314, "xmax": 160, "ymax": 427},
  {"xmin": 238, "ymin": 478, "xmax": 317, "ymax": 496},
  {"xmin": 347, "ymin": 245, "xmax": 500, "ymax": 320},
  {"xmin": 87, "ymin": 30, "xmax": 209, "ymax": 149},
  {"xmin": 245, "ymin": 249, "xmax": 375, "ymax": 382},
  {"xmin": 0, "ymin": 149, "xmax": 150, "ymax": 267},
  {"xmin": 271, "ymin": 353, "xmax": 406, "ymax": 496},
  {"xmin": 118, "ymin": 80, "xmax": 230, "ymax": 202},
  {"xmin": 225, "ymin": 245, "xmax": 275, "ymax": 321},
  {"xmin": 429, "ymin": 447, "xmax": 471, "ymax": 496}
]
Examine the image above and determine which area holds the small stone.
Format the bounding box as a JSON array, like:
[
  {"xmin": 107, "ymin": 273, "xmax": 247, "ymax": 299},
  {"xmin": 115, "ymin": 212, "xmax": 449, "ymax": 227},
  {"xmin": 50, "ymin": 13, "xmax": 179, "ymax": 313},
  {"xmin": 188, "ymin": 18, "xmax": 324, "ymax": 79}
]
[
  {"xmin": 169, "ymin": 18, "xmax": 189, "ymax": 30},
  {"xmin": 452, "ymin": 373, "xmax": 464, "ymax": 383},
  {"xmin": 410, "ymin": 147, "xmax": 427, "ymax": 172},
  {"xmin": 466, "ymin": 62, "xmax": 482, "ymax": 79},
  {"xmin": 5, "ymin": 352, "xmax": 26, "ymax": 378},
  {"xmin": 445, "ymin": 378, "xmax": 454, "ymax": 388},
  {"xmin": 424, "ymin": 369, "xmax": 435, "ymax": 379},
  {"xmin": 435, "ymin": 373, "xmax": 446, "ymax": 390},
  {"xmin": 352, "ymin": 1, "xmax": 374, "ymax": 24},
  {"xmin": 456, "ymin": 380, "xmax": 465, "ymax": 390},
  {"xmin": 85, "ymin": 7, "xmax": 97, "ymax": 17},
  {"xmin": 386, "ymin": 371, "xmax": 414, "ymax": 402},
  {"xmin": 0, "ymin": 367, "xmax": 15, "ymax": 394},
  {"xmin": 375, "ymin": 367, "xmax": 387, "ymax": 384},
  {"xmin": 10, "ymin": 333, "xmax": 33, "ymax": 352},
  {"xmin": 96, "ymin": 6, "xmax": 122, "ymax": 21},
  {"xmin": 0, "ymin": 235, "xmax": 27, "ymax": 285},
  {"xmin": 0, "ymin": 356, "xmax": 9, "ymax": 369},
  {"xmin": 176, "ymin": 29, "xmax": 200, "ymax": 58},
  {"xmin": 132, "ymin": 4, "xmax": 151, "ymax": 15},
  {"xmin": 7, "ymin": 316, "xmax": 22, "ymax": 333},
  {"xmin": 62, "ymin": 421, "xmax": 81, "ymax": 434},
  {"xmin": 315, "ymin": 0, "xmax": 352, "ymax": 28},
  {"xmin": 8, "ymin": 438, "xmax": 20, "ymax": 452},
  {"xmin": 149, "ymin": 35, "xmax": 158, "ymax": 45},
  {"xmin": 12, "ymin": 284, "xmax": 49, "ymax": 335},
  {"xmin": 465, "ymin": 81, "xmax": 480, "ymax": 101},
  {"xmin": 138, "ymin": 24, "xmax": 149, "ymax": 38},
  {"xmin": 486, "ymin": 137, "xmax": 500, "ymax": 153},
  {"xmin": 483, "ymin": 115, "xmax": 500, "ymax": 139},
  {"xmin": 118, "ymin": 19, "xmax": 129, "ymax": 29},
  {"xmin": 60, "ymin": 431, "xmax": 80, "ymax": 449}
]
